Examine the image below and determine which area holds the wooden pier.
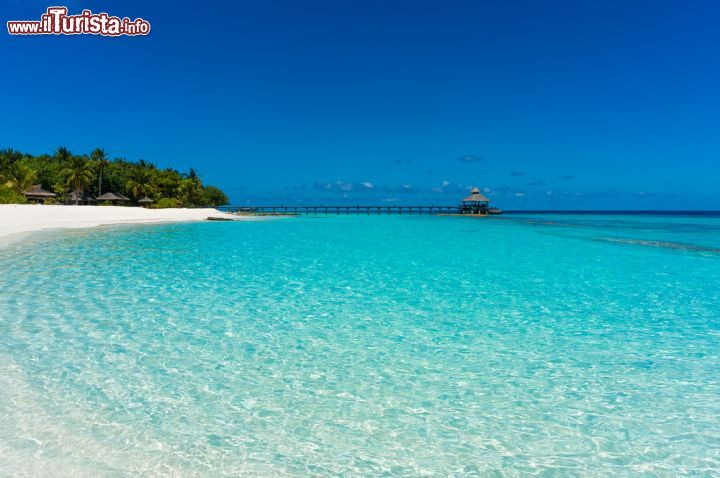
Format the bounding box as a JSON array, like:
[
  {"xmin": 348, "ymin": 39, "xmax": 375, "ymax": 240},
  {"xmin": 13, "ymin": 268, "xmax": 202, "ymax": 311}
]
[{"xmin": 217, "ymin": 205, "xmax": 461, "ymax": 215}]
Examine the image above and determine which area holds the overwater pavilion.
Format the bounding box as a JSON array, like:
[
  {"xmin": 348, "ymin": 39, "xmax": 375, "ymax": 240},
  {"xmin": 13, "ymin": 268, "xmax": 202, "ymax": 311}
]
[
  {"xmin": 461, "ymin": 187, "xmax": 491, "ymax": 215},
  {"xmin": 23, "ymin": 186, "xmax": 56, "ymax": 204}
]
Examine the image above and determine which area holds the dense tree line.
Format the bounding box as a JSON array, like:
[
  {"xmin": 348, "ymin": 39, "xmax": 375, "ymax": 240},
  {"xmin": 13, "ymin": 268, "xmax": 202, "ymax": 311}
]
[{"xmin": 0, "ymin": 147, "xmax": 228, "ymax": 207}]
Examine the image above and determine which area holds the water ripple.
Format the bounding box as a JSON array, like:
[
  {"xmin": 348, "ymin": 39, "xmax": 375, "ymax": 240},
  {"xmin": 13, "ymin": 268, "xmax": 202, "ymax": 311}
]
[{"xmin": 1, "ymin": 217, "xmax": 719, "ymax": 476}]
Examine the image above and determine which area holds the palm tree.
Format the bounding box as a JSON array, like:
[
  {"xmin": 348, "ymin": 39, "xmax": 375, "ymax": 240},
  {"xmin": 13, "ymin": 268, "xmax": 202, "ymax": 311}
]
[
  {"xmin": 91, "ymin": 148, "xmax": 109, "ymax": 196},
  {"xmin": 6, "ymin": 163, "xmax": 37, "ymax": 194},
  {"xmin": 0, "ymin": 148, "xmax": 24, "ymax": 176},
  {"xmin": 137, "ymin": 159, "xmax": 155, "ymax": 170},
  {"xmin": 55, "ymin": 146, "xmax": 72, "ymax": 163},
  {"xmin": 61, "ymin": 155, "xmax": 95, "ymax": 204},
  {"xmin": 178, "ymin": 177, "xmax": 203, "ymax": 207},
  {"xmin": 125, "ymin": 167, "xmax": 152, "ymax": 201}
]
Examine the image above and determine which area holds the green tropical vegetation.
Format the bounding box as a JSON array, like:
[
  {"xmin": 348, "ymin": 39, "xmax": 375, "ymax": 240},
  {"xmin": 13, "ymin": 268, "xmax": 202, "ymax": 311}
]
[
  {"xmin": 61, "ymin": 155, "xmax": 95, "ymax": 204},
  {"xmin": 0, "ymin": 147, "xmax": 229, "ymax": 207},
  {"xmin": 5, "ymin": 163, "xmax": 37, "ymax": 194}
]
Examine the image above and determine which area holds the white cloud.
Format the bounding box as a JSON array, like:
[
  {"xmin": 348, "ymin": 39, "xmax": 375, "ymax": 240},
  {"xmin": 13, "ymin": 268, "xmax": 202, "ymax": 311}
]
[
  {"xmin": 361, "ymin": 181, "xmax": 374, "ymax": 189},
  {"xmin": 336, "ymin": 180, "xmax": 353, "ymax": 191},
  {"xmin": 442, "ymin": 180, "xmax": 450, "ymax": 187},
  {"xmin": 515, "ymin": 192, "xmax": 525, "ymax": 197}
]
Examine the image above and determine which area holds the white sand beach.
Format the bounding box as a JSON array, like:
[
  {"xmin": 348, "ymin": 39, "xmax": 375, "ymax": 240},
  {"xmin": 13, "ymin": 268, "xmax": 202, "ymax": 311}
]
[{"xmin": 0, "ymin": 204, "xmax": 253, "ymax": 240}]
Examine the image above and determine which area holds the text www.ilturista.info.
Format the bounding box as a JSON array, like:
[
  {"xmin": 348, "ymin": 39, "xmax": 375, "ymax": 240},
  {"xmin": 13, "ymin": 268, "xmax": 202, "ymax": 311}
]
[{"xmin": 7, "ymin": 7, "xmax": 150, "ymax": 36}]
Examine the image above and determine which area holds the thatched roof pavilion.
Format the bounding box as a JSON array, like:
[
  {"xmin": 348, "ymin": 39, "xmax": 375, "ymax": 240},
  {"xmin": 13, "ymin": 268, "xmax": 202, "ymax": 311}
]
[
  {"xmin": 460, "ymin": 187, "xmax": 491, "ymax": 215},
  {"xmin": 463, "ymin": 187, "xmax": 491, "ymax": 204},
  {"xmin": 96, "ymin": 192, "xmax": 130, "ymax": 203},
  {"xmin": 68, "ymin": 190, "xmax": 96, "ymax": 204},
  {"xmin": 23, "ymin": 186, "xmax": 56, "ymax": 203},
  {"xmin": 138, "ymin": 197, "xmax": 154, "ymax": 207}
]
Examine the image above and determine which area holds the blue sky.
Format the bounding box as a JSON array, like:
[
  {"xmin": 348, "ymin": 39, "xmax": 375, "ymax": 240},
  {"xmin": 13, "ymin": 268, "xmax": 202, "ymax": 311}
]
[{"xmin": 2, "ymin": 0, "xmax": 719, "ymax": 208}]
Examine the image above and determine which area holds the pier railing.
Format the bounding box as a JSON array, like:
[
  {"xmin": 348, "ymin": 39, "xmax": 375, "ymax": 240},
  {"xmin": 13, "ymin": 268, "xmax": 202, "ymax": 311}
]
[{"xmin": 217, "ymin": 205, "xmax": 461, "ymax": 215}]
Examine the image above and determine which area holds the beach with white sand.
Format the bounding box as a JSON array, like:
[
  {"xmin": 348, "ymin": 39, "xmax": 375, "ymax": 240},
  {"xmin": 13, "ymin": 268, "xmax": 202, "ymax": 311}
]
[{"xmin": 0, "ymin": 204, "xmax": 257, "ymax": 242}]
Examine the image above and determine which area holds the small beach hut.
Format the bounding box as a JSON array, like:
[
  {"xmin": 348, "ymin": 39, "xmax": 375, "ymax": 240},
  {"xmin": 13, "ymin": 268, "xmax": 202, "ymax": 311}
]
[
  {"xmin": 23, "ymin": 186, "xmax": 57, "ymax": 204},
  {"xmin": 461, "ymin": 187, "xmax": 491, "ymax": 215},
  {"xmin": 138, "ymin": 197, "xmax": 154, "ymax": 208},
  {"xmin": 68, "ymin": 190, "xmax": 97, "ymax": 205},
  {"xmin": 96, "ymin": 192, "xmax": 130, "ymax": 205}
]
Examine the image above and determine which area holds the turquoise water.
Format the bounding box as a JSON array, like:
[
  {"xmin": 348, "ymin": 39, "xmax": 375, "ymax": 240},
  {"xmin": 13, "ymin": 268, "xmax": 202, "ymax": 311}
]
[{"xmin": 1, "ymin": 214, "xmax": 719, "ymax": 476}]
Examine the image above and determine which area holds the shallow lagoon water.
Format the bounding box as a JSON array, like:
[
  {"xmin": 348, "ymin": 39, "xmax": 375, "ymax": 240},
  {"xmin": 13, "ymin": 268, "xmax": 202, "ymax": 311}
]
[{"xmin": 1, "ymin": 214, "xmax": 719, "ymax": 476}]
